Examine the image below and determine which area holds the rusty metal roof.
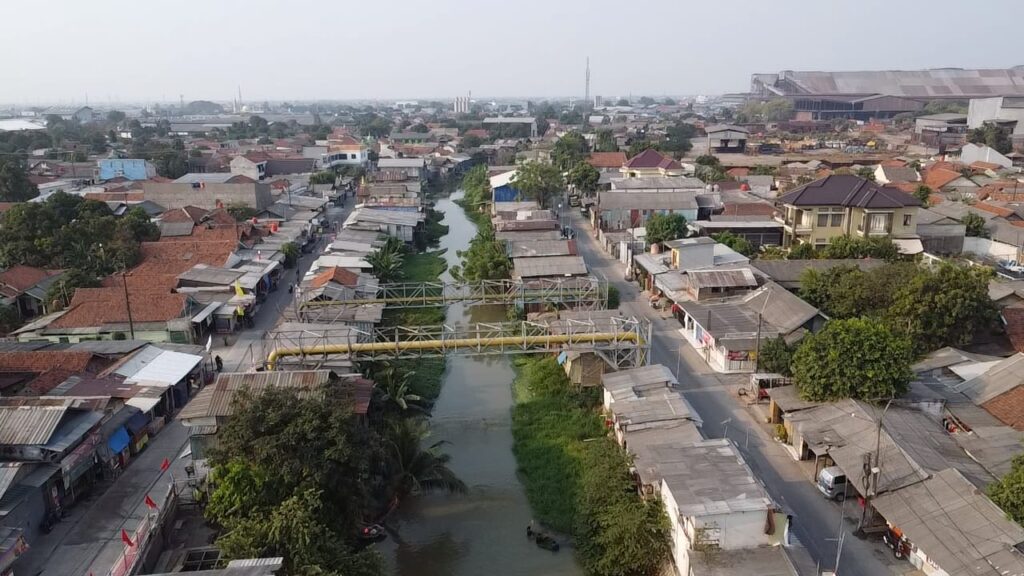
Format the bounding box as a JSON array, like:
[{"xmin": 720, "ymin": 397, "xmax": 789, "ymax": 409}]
[{"xmin": 179, "ymin": 370, "xmax": 332, "ymax": 421}]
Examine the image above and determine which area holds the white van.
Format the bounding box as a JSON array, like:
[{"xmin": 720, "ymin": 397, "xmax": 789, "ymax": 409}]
[{"xmin": 817, "ymin": 466, "xmax": 849, "ymax": 501}]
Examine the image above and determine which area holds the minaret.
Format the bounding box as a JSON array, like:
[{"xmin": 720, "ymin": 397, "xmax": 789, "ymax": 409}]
[{"xmin": 585, "ymin": 57, "xmax": 591, "ymax": 109}]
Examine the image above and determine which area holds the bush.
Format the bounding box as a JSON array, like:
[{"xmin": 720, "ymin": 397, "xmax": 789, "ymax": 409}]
[{"xmin": 606, "ymin": 285, "xmax": 620, "ymax": 310}]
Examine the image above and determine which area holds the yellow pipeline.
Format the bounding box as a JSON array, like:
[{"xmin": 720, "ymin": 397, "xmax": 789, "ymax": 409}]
[{"xmin": 266, "ymin": 332, "xmax": 640, "ymax": 370}]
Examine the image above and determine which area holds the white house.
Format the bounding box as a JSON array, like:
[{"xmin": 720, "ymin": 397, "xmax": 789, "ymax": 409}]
[{"xmin": 959, "ymin": 142, "xmax": 1014, "ymax": 169}]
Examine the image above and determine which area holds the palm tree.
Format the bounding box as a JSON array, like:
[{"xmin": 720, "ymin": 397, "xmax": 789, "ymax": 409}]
[
  {"xmin": 384, "ymin": 419, "xmax": 467, "ymax": 511},
  {"xmin": 366, "ymin": 246, "xmax": 404, "ymax": 284},
  {"xmin": 375, "ymin": 365, "xmax": 428, "ymax": 414}
]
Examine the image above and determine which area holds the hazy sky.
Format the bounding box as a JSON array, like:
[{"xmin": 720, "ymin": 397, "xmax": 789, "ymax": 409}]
[{"xmin": 3, "ymin": 0, "xmax": 1023, "ymax": 105}]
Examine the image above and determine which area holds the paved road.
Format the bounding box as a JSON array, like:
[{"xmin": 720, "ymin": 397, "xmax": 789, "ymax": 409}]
[{"xmin": 569, "ymin": 212, "xmax": 907, "ymax": 576}]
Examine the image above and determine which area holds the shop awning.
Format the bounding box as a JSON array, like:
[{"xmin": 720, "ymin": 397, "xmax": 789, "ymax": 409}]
[
  {"xmin": 126, "ymin": 396, "xmax": 162, "ymax": 413},
  {"xmin": 107, "ymin": 426, "xmax": 130, "ymax": 454},
  {"xmin": 191, "ymin": 301, "xmax": 221, "ymax": 324},
  {"xmin": 125, "ymin": 411, "xmax": 150, "ymax": 436}
]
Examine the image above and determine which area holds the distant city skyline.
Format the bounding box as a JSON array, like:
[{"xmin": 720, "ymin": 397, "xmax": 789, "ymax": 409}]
[{"xmin": 3, "ymin": 0, "xmax": 1022, "ymax": 105}]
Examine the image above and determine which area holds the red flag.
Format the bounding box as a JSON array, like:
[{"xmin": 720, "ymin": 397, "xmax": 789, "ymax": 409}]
[
  {"xmin": 121, "ymin": 528, "xmax": 135, "ymax": 547},
  {"xmin": 144, "ymin": 494, "xmax": 157, "ymax": 510},
  {"xmin": 160, "ymin": 458, "xmax": 170, "ymax": 472}
]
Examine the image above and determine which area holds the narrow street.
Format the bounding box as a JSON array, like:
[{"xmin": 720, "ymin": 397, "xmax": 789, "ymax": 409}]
[
  {"xmin": 569, "ymin": 211, "xmax": 905, "ymax": 576},
  {"xmin": 17, "ymin": 199, "xmax": 355, "ymax": 576}
]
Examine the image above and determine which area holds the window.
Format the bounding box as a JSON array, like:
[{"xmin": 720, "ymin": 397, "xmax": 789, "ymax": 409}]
[
  {"xmin": 903, "ymin": 214, "xmax": 912, "ymax": 227},
  {"xmin": 870, "ymin": 215, "xmax": 889, "ymax": 233},
  {"xmin": 831, "ymin": 213, "xmax": 843, "ymax": 227},
  {"xmin": 816, "ymin": 207, "xmax": 843, "ymax": 227},
  {"xmin": 817, "ymin": 213, "xmax": 829, "ymax": 227}
]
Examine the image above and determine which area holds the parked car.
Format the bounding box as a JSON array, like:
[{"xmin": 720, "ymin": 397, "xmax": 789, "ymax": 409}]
[{"xmin": 816, "ymin": 466, "xmax": 850, "ymax": 501}]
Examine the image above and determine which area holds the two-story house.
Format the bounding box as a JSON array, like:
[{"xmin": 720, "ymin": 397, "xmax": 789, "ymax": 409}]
[{"xmin": 775, "ymin": 174, "xmax": 921, "ymax": 248}]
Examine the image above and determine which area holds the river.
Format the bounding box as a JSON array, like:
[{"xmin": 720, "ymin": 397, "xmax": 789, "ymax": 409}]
[{"xmin": 380, "ymin": 191, "xmax": 583, "ymax": 576}]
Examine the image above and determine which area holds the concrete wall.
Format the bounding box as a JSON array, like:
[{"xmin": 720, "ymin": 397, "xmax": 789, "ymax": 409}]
[
  {"xmin": 964, "ymin": 236, "xmax": 1019, "ymax": 260},
  {"xmin": 918, "ymin": 223, "xmax": 966, "ymax": 255},
  {"xmin": 702, "ymin": 510, "xmax": 770, "ymax": 550},
  {"xmin": 600, "ymin": 208, "xmax": 698, "ymax": 231},
  {"xmin": 968, "ymin": 97, "xmax": 1024, "ymax": 133},
  {"xmin": 143, "ymin": 182, "xmax": 273, "ymax": 210}
]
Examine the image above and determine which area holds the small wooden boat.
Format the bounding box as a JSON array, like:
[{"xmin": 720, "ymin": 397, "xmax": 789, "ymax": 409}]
[{"xmin": 534, "ymin": 533, "xmax": 560, "ymax": 552}]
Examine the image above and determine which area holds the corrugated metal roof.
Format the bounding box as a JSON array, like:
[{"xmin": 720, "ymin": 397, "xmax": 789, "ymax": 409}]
[
  {"xmin": 512, "ymin": 256, "xmax": 588, "ymax": 278},
  {"xmin": 687, "ymin": 268, "xmax": 758, "ymax": 290},
  {"xmin": 180, "ymin": 370, "xmax": 332, "ymax": 421},
  {"xmin": 0, "ymin": 405, "xmax": 67, "ymax": 445},
  {"xmin": 0, "ymin": 464, "xmax": 23, "ymax": 502}
]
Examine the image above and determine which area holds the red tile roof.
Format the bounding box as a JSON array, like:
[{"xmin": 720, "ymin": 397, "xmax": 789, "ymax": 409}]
[
  {"xmin": 923, "ymin": 168, "xmax": 962, "ymax": 190},
  {"xmin": 50, "ymin": 286, "xmax": 188, "ymax": 328},
  {"xmin": 1004, "ymin": 307, "xmax": 1024, "ymax": 354},
  {"xmin": 880, "ymin": 159, "xmax": 907, "ymax": 168},
  {"xmin": 310, "ymin": 267, "xmax": 360, "ymax": 288},
  {"xmin": 242, "ymin": 151, "xmax": 272, "ymax": 163},
  {"xmin": 983, "ymin": 387, "xmax": 1024, "ymax": 431},
  {"xmin": 721, "ymin": 202, "xmax": 777, "ymax": 217},
  {"xmin": 624, "ymin": 148, "xmax": 681, "ymax": 170},
  {"xmin": 83, "ymin": 191, "xmax": 145, "ymax": 202},
  {"xmin": 587, "ymin": 152, "xmax": 627, "ymax": 169},
  {"xmin": 977, "ymin": 181, "xmax": 1024, "ymax": 202},
  {"xmin": 160, "ymin": 206, "xmax": 210, "ymax": 224},
  {"xmin": 970, "ymin": 161, "xmax": 1003, "ymax": 172},
  {"xmin": 0, "ymin": 265, "xmax": 62, "ymax": 294},
  {"xmin": 0, "ymin": 351, "xmax": 108, "ymax": 396},
  {"xmin": 974, "ymin": 202, "xmax": 1015, "ymax": 218}
]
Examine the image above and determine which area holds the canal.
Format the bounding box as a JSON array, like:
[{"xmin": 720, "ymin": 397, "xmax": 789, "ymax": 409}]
[{"xmin": 381, "ymin": 191, "xmax": 583, "ymax": 576}]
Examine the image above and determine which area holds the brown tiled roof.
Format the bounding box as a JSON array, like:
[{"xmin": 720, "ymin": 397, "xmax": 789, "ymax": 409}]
[
  {"xmin": 983, "ymin": 386, "xmax": 1024, "ymax": 431},
  {"xmin": 970, "ymin": 161, "xmax": 1004, "ymax": 172},
  {"xmin": 463, "ymin": 129, "xmax": 489, "ymax": 139},
  {"xmin": 624, "ymin": 148, "xmax": 680, "ymax": 170},
  {"xmin": 310, "ymin": 267, "xmax": 360, "ymax": 288},
  {"xmin": 83, "ymin": 191, "xmax": 145, "ymax": 202},
  {"xmin": 160, "ymin": 206, "xmax": 210, "ymax": 224},
  {"xmin": 974, "ymin": 202, "xmax": 1015, "ymax": 218},
  {"xmin": 726, "ymin": 167, "xmax": 750, "ymax": 177},
  {"xmin": 1004, "ymin": 307, "xmax": 1024, "ymax": 354},
  {"xmin": 0, "ymin": 351, "xmax": 95, "ymax": 373},
  {"xmin": 721, "ymin": 202, "xmax": 777, "ymax": 217},
  {"xmin": 923, "ymin": 167, "xmax": 964, "ymax": 190},
  {"xmin": 777, "ymin": 174, "xmax": 921, "ymax": 209},
  {"xmin": 0, "ymin": 265, "xmax": 61, "ymax": 294},
  {"xmin": 50, "ymin": 287, "xmax": 188, "ymax": 328},
  {"xmin": 116, "ymin": 240, "xmax": 237, "ymax": 289},
  {"xmin": 977, "ymin": 181, "xmax": 1024, "ymax": 202},
  {"xmin": 242, "ymin": 151, "xmax": 271, "ymax": 163},
  {"xmin": 587, "ymin": 152, "xmax": 627, "ymax": 169},
  {"xmin": 880, "ymin": 159, "xmax": 907, "ymax": 168}
]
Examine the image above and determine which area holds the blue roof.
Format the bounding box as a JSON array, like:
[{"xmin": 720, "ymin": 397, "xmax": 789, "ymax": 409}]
[{"xmin": 42, "ymin": 410, "xmax": 103, "ymax": 454}]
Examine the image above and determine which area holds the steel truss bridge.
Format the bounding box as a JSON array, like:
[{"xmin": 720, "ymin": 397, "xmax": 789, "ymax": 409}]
[
  {"xmin": 295, "ymin": 277, "xmax": 607, "ymax": 317},
  {"xmin": 264, "ymin": 316, "xmax": 650, "ymax": 371}
]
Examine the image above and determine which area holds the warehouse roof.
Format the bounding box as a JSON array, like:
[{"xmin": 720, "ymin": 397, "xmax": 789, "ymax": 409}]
[{"xmin": 512, "ymin": 256, "xmax": 588, "ymax": 278}]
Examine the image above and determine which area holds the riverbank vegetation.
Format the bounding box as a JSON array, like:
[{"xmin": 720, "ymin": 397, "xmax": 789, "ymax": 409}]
[{"xmin": 511, "ymin": 356, "xmax": 671, "ymax": 576}]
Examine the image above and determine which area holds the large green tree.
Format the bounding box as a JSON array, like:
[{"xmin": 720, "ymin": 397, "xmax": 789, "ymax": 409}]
[
  {"xmin": 820, "ymin": 236, "xmax": 898, "ymax": 260},
  {"xmin": 566, "ymin": 161, "xmax": 600, "ymax": 195},
  {"xmin": 574, "ymin": 439, "xmax": 671, "ymax": 576},
  {"xmin": 552, "ymin": 131, "xmax": 589, "ymax": 171},
  {"xmin": 207, "ymin": 385, "xmax": 381, "ymax": 575},
  {"xmin": 365, "ymin": 238, "xmax": 405, "ymax": 284},
  {"xmin": 988, "ymin": 454, "xmax": 1024, "ymax": 525},
  {"xmin": 711, "ymin": 231, "xmax": 753, "ymax": 256},
  {"xmin": 792, "ymin": 318, "xmax": 913, "ymax": 401},
  {"xmin": 593, "ymin": 129, "xmax": 617, "ymax": 152},
  {"xmin": 799, "ymin": 263, "xmax": 918, "ymax": 320},
  {"xmin": 512, "ymin": 161, "xmax": 564, "ymax": 208},
  {"xmin": 644, "ymin": 213, "xmax": 687, "ymax": 245},
  {"xmin": 451, "ymin": 222, "xmax": 509, "ymax": 282},
  {"xmin": 0, "ymin": 156, "xmax": 39, "ymax": 202},
  {"xmin": 887, "ymin": 264, "xmax": 997, "ymax": 354},
  {"xmin": 661, "ymin": 122, "xmax": 696, "ymax": 158},
  {"xmin": 758, "ymin": 336, "xmax": 795, "ymax": 376},
  {"xmin": 383, "ymin": 418, "xmax": 467, "ymax": 511},
  {"xmin": 962, "ymin": 212, "xmax": 988, "ymax": 237}
]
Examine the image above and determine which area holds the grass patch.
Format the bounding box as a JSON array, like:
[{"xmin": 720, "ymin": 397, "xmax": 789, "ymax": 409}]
[
  {"xmin": 511, "ymin": 356, "xmax": 671, "ymax": 575},
  {"xmin": 511, "ymin": 357, "xmax": 604, "ymax": 533},
  {"xmin": 402, "ymin": 249, "xmax": 447, "ymax": 282},
  {"xmin": 454, "ymin": 198, "xmax": 490, "ymax": 228}
]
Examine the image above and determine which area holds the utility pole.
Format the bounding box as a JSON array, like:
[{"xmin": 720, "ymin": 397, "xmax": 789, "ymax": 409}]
[
  {"xmin": 753, "ymin": 312, "xmax": 762, "ymax": 372},
  {"xmin": 858, "ymin": 398, "xmax": 894, "ymax": 531},
  {"xmin": 121, "ymin": 271, "xmax": 136, "ymax": 340}
]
